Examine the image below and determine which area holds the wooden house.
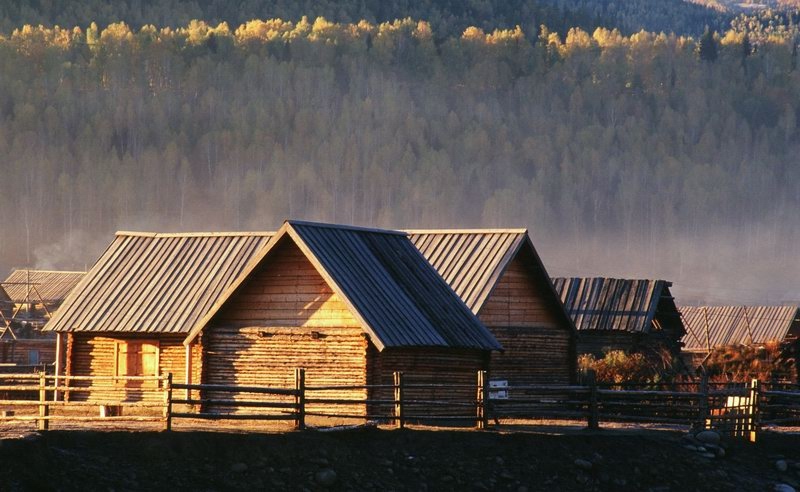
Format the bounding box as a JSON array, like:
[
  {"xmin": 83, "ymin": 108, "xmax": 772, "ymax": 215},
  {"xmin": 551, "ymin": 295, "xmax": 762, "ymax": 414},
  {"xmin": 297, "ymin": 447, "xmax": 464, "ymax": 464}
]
[
  {"xmin": 551, "ymin": 278, "xmax": 685, "ymax": 362},
  {"xmin": 680, "ymin": 305, "xmax": 800, "ymax": 378},
  {"xmin": 2, "ymin": 269, "xmax": 85, "ymax": 324},
  {"xmin": 0, "ymin": 270, "xmax": 84, "ymax": 365},
  {"xmin": 44, "ymin": 222, "xmax": 500, "ymax": 417},
  {"xmin": 409, "ymin": 230, "xmax": 577, "ymax": 386}
]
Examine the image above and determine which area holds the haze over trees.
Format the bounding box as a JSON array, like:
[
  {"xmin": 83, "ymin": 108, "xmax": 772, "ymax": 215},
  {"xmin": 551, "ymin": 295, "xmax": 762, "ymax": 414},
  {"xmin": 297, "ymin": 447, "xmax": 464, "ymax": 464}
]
[{"xmin": 0, "ymin": 5, "xmax": 799, "ymax": 304}]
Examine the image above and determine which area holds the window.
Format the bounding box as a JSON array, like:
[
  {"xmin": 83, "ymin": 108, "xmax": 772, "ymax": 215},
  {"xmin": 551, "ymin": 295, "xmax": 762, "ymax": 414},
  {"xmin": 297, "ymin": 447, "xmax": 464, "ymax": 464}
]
[
  {"xmin": 115, "ymin": 340, "xmax": 159, "ymax": 378},
  {"xmin": 27, "ymin": 350, "xmax": 39, "ymax": 365}
]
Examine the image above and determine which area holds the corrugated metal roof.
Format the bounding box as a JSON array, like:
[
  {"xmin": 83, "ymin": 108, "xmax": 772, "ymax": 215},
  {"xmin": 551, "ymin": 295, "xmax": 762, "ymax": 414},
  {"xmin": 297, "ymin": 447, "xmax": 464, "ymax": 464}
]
[
  {"xmin": 186, "ymin": 221, "xmax": 501, "ymax": 351},
  {"xmin": 44, "ymin": 232, "xmax": 273, "ymax": 333},
  {"xmin": 552, "ymin": 278, "xmax": 671, "ymax": 333},
  {"xmin": 293, "ymin": 222, "xmax": 501, "ymax": 350},
  {"xmin": 407, "ymin": 230, "xmax": 527, "ymax": 313},
  {"xmin": 680, "ymin": 305, "xmax": 800, "ymax": 351},
  {"xmin": 3, "ymin": 269, "xmax": 85, "ymax": 303}
]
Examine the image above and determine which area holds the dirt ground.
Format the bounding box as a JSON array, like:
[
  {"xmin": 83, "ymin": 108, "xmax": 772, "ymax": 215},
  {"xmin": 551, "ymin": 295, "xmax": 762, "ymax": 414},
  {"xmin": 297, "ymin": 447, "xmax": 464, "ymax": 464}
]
[{"xmin": 1, "ymin": 423, "xmax": 799, "ymax": 491}]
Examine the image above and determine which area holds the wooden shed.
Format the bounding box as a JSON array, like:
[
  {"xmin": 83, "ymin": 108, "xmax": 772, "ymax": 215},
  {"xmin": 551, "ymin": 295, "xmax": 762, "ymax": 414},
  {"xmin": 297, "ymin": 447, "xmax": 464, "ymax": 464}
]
[
  {"xmin": 409, "ymin": 230, "xmax": 577, "ymax": 386},
  {"xmin": 0, "ymin": 270, "xmax": 84, "ymax": 365},
  {"xmin": 44, "ymin": 222, "xmax": 500, "ymax": 417},
  {"xmin": 680, "ymin": 305, "xmax": 800, "ymax": 377},
  {"xmin": 552, "ymin": 278, "xmax": 685, "ymax": 362},
  {"xmin": 2, "ymin": 269, "xmax": 85, "ymax": 324}
]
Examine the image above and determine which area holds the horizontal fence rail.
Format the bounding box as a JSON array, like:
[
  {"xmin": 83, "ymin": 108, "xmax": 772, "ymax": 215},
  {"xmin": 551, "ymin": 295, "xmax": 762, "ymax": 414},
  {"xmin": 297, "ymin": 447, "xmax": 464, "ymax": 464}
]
[{"xmin": 0, "ymin": 369, "xmax": 797, "ymax": 440}]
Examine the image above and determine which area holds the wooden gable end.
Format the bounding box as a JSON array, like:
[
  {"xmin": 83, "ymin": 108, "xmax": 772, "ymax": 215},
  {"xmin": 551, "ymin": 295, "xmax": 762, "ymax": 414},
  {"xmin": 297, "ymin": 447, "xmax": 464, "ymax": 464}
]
[
  {"xmin": 213, "ymin": 238, "xmax": 361, "ymax": 329},
  {"xmin": 477, "ymin": 245, "xmax": 575, "ymax": 385},
  {"xmin": 203, "ymin": 238, "xmax": 369, "ymax": 413},
  {"xmin": 478, "ymin": 248, "xmax": 563, "ymax": 329}
]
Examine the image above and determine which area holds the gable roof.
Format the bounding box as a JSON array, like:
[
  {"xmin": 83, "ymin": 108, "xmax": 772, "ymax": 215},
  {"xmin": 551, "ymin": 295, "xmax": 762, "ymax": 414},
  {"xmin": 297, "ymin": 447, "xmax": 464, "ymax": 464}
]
[
  {"xmin": 44, "ymin": 232, "xmax": 273, "ymax": 334},
  {"xmin": 552, "ymin": 277, "xmax": 680, "ymax": 334},
  {"xmin": 680, "ymin": 305, "xmax": 800, "ymax": 351},
  {"xmin": 0, "ymin": 285, "xmax": 11, "ymax": 318},
  {"xmin": 408, "ymin": 230, "xmax": 576, "ymax": 333},
  {"xmin": 3, "ymin": 269, "xmax": 85, "ymax": 304},
  {"xmin": 408, "ymin": 230, "xmax": 527, "ymax": 313},
  {"xmin": 186, "ymin": 221, "xmax": 501, "ymax": 351}
]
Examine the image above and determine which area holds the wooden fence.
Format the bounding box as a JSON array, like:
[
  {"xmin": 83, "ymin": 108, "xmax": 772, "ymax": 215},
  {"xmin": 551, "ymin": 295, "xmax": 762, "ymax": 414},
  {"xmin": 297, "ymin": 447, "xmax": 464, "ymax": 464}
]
[
  {"xmin": 0, "ymin": 372, "xmax": 169, "ymax": 430},
  {"xmin": 1, "ymin": 370, "xmax": 798, "ymax": 441}
]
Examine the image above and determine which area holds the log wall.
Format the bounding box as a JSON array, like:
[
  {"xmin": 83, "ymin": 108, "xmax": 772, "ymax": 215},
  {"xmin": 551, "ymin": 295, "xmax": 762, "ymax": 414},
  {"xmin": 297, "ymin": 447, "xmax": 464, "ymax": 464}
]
[
  {"xmin": 65, "ymin": 333, "xmax": 200, "ymax": 402},
  {"xmin": 205, "ymin": 239, "xmax": 369, "ymax": 416},
  {"xmin": 367, "ymin": 346, "xmax": 487, "ymax": 419},
  {"xmin": 479, "ymin": 253, "xmax": 575, "ymax": 385},
  {"xmin": 0, "ymin": 338, "xmax": 56, "ymax": 365}
]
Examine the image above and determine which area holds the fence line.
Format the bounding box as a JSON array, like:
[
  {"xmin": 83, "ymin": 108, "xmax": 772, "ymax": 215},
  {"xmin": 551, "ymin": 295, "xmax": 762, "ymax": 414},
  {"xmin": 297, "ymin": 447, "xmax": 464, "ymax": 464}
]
[{"xmin": 0, "ymin": 370, "xmax": 797, "ymax": 439}]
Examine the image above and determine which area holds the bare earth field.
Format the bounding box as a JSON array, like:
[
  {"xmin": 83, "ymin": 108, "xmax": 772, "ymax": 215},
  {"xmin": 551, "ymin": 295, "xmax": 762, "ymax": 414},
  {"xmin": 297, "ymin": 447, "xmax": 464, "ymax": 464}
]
[{"xmin": 1, "ymin": 422, "xmax": 799, "ymax": 491}]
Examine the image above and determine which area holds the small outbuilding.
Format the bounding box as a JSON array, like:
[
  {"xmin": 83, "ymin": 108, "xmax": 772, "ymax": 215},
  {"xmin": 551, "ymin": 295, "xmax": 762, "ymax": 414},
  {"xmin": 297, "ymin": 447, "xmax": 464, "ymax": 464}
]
[
  {"xmin": 0, "ymin": 270, "xmax": 84, "ymax": 365},
  {"xmin": 680, "ymin": 305, "xmax": 800, "ymax": 378},
  {"xmin": 552, "ymin": 278, "xmax": 685, "ymax": 362},
  {"xmin": 409, "ymin": 230, "xmax": 577, "ymax": 386},
  {"xmin": 45, "ymin": 222, "xmax": 501, "ymax": 417}
]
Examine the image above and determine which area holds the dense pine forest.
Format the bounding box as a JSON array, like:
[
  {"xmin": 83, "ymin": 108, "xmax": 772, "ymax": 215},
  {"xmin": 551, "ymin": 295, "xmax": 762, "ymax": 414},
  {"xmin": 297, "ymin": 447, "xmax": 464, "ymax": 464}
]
[{"xmin": 1, "ymin": 3, "xmax": 799, "ymax": 303}]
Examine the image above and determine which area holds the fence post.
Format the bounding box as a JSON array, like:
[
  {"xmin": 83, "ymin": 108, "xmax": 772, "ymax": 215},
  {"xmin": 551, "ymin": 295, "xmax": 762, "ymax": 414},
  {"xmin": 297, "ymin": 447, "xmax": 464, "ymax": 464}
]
[
  {"xmin": 393, "ymin": 371, "xmax": 404, "ymax": 429},
  {"xmin": 295, "ymin": 368, "xmax": 306, "ymax": 430},
  {"xmin": 164, "ymin": 373, "xmax": 173, "ymax": 432},
  {"xmin": 476, "ymin": 370, "xmax": 489, "ymax": 429},
  {"xmin": 698, "ymin": 373, "xmax": 709, "ymax": 431},
  {"xmin": 38, "ymin": 371, "xmax": 49, "ymax": 431},
  {"xmin": 748, "ymin": 378, "xmax": 760, "ymax": 443},
  {"xmin": 587, "ymin": 369, "xmax": 599, "ymax": 430}
]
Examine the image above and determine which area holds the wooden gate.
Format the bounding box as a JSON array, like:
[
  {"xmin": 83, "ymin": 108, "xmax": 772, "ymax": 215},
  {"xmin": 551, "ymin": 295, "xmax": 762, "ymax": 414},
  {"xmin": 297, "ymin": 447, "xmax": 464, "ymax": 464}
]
[{"xmin": 707, "ymin": 379, "xmax": 759, "ymax": 442}]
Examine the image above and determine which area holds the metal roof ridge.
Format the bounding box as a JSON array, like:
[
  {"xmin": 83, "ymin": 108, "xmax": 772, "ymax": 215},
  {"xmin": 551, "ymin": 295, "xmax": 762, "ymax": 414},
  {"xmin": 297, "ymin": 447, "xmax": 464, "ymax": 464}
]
[
  {"xmin": 286, "ymin": 220, "xmax": 406, "ymax": 236},
  {"xmin": 115, "ymin": 231, "xmax": 276, "ymax": 238},
  {"xmin": 406, "ymin": 228, "xmax": 528, "ymax": 234}
]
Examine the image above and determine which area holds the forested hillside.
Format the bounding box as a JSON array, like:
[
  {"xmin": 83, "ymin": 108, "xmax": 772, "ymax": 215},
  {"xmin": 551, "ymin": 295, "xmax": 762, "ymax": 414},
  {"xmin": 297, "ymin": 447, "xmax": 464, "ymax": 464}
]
[
  {"xmin": 1, "ymin": 18, "xmax": 799, "ymax": 303},
  {"xmin": 0, "ymin": 0, "xmax": 728, "ymax": 37}
]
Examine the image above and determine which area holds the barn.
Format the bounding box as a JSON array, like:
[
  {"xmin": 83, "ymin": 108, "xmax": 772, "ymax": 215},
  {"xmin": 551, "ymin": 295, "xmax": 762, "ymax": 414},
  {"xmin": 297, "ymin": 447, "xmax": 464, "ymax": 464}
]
[
  {"xmin": 44, "ymin": 221, "xmax": 501, "ymax": 417},
  {"xmin": 680, "ymin": 305, "xmax": 800, "ymax": 378},
  {"xmin": 0, "ymin": 269, "xmax": 84, "ymax": 365},
  {"xmin": 552, "ymin": 278, "xmax": 685, "ymax": 362},
  {"xmin": 409, "ymin": 230, "xmax": 577, "ymax": 387}
]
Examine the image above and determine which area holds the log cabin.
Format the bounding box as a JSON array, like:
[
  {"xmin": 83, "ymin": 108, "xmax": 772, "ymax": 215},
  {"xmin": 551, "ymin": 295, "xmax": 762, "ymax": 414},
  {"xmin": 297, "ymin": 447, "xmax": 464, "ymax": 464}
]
[
  {"xmin": 0, "ymin": 270, "xmax": 84, "ymax": 365},
  {"xmin": 44, "ymin": 221, "xmax": 501, "ymax": 417},
  {"xmin": 551, "ymin": 278, "xmax": 685, "ymax": 363},
  {"xmin": 680, "ymin": 305, "xmax": 800, "ymax": 380},
  {"xmin": 409, "ymin": 230, "xmax": 578, "ymax": 387}
]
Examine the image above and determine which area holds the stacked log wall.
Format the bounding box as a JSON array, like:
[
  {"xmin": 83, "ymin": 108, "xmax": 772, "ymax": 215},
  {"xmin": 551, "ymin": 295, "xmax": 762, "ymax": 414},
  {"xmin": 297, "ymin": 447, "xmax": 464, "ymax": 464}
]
[
  {"xmin": 65, "ymin": 334, "xmax": 200, "ymax": 403},
  {"xmin": 0, "ymin": 338, "xmax": 56, "ymax": 365},
  {"xmin": 367, "ymin": 346, "xmax": 487, "ymax": 420},
  {"xmin": 205, "ymin": 240, "xmax": 369, "ymax": 416},
  {"xmin": 479, "ymin": 254, "xmax": 574, "ymax": 386}
]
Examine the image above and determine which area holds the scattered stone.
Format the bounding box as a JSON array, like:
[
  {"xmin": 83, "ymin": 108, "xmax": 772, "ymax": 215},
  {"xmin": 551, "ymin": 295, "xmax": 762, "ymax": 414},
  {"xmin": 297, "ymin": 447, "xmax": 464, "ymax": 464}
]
[
  {"xmin": 230, "ymin": 463, "xmax": 248, "ymax": 473},
  {"xmin": 517, "ymin": 486, "xmax": 529, "ymax": 492},
  {"xmin": 683, "ymin": 445, "xmax": 698, "ymax": 452},
  {"xmin": 314, "ymin": 468, "xmax": 337, "ymax": 487},
  {"xmin": 574, "ymin": 459, "xmax": 593, "ymax": 471},
  {"xmin": 697, "ymin": 446, "xmax": 707, "ymax": 453},
  {"xmin": 774, "ymin": 484, "xmax": 796, "ymax": 492},
  {"xmin": 701, "ymin": 452, "xmax": 716, "ymax": 459},
  {"xmin": 715, "ymin": 448, "xmax": 726, "ymax": 458},
  {"xmin": 591, "ymin": 452, "xmax": 604, "ymax": 463},
  {"xmin": 778, "ymin": 461, "xmax": 790, "ymax": 472},
  {"xmin": 696, "ymin": 431, "xmax": 721, "ymax": 445},
  {"xmin": 495, "ymin": 456, "xmax": 504, "ymax": 465},
  {"xmin": 499, "ymin": 471, "xmax": 514, "ymax": 480},
  {"xmin": 441, "ymin": 475, "xmax": 454, "ymax": 482}
]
